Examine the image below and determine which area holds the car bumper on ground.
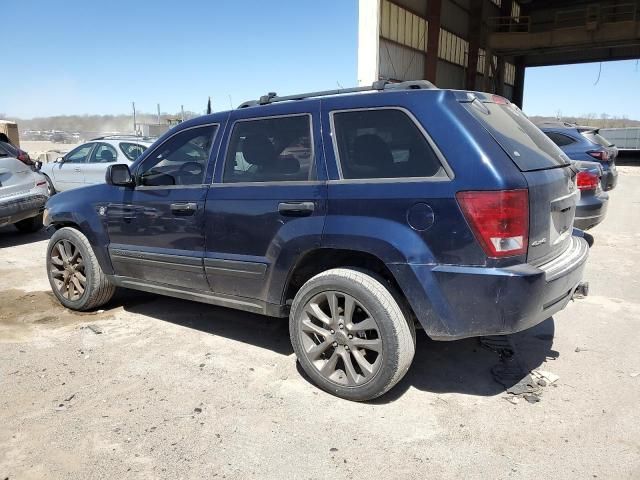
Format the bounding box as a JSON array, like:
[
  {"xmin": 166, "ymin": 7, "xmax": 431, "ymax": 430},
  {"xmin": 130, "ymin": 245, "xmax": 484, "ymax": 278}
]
[
  {"xmin": 574, "ymin": 191, "xmax": 609, "ymax": 230},
  {"xmin": 389, "ymin": 236, "xmax": 590, "ymax": 340},
  {"xmin": 0, "ymin": 194, "xmax": 48, "ymax": 227}
]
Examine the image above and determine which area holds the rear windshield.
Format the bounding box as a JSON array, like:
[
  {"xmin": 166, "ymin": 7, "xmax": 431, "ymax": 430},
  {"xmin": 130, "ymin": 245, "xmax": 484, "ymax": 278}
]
[
  {"xmin": 581, "ymin": 131, "xmax": 613, "ymax": 147},
  {"xmin": 464, "ymin": 100, "xmax": 570, "ymax": 171}
]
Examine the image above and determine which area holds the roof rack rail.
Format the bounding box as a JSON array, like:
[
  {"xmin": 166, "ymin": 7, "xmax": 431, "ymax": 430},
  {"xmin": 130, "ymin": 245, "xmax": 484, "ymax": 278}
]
[
  {"xmin": 237, "ymin": 80, "xmax": 437, "ymax": 108},
  {"xmin": 90, "ymin": 134, "xmax": 157, "ymax": 141}
]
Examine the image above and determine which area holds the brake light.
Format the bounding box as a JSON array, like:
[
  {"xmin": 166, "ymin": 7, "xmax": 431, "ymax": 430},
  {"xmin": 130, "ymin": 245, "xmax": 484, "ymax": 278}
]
[
  {"xmin": 587, "ymin": 150, "xmax": 609, "ymax": 162},
  {"xmin": 16, "ymin": 150, "xmax": 33, "ymax": 165},
  {"xmin": 492, "ymin": 95, "xmax": 509, "ymax": 105},
  {"xmin": 577, "ymin": 171, "xmax": 599, "ymax": 191},
  {"xmin": 457, "ymin": 189, "xmax": 529, "ymax": 258}
]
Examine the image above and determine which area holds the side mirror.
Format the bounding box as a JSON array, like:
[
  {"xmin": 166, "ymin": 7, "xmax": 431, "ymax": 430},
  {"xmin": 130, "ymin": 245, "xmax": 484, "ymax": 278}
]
[
  {"xmin": 34, "ymin": 161, "xmax": 43, "ymax": 171},
  {"xmin": 106, "ymin": 164, "xmax": 134, "ymax": 187},
  {"xmin": 55, "ymin": 156, "xmax": 65, "ymax": 163}
]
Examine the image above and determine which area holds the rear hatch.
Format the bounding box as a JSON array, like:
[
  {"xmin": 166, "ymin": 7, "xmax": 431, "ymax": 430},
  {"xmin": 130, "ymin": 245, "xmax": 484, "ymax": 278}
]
[
  {"xmin": 461, "ymin": 93, "xmax": 578, "ymax": 265},
  {"xmin": 0, "ymin": 155, "xmax": 36, "ymax": 200},
  {"xmin": 579, "ymin": 128, "xmax": 617, "ymax": 162}
]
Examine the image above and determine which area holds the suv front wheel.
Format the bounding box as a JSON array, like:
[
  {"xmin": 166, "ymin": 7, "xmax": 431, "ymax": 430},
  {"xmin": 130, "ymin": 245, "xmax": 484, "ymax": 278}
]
[
  {"xmin": 290, "ymin": 268, "xmax": 415, "ymax": 401},
  {"xmin": 46, "ymin": 227, "xmax": 116, "ymax": 311}
]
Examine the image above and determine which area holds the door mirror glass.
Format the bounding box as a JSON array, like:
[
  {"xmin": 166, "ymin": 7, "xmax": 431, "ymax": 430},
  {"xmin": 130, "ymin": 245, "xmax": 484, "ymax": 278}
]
[
  {"xmin": 55, "ymin": 156, "xmax": 64, "ymax": 163},
  {"xmin": 106, "ymin": 164, "xmax": 134, "ymax": 187},
  {"xmin": 34, "ymin": 161, "xmax": 43, "ymax": 171}
]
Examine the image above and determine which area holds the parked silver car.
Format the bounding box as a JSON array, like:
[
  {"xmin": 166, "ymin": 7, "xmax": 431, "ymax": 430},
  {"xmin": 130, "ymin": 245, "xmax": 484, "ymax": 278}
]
[
  {"xmin": 40, "ymin": 136, "xmax": 155, "ymax": 194},
  {"xmin": 0, "ymin": 141, "xmax": 49, "ymax": 232}
]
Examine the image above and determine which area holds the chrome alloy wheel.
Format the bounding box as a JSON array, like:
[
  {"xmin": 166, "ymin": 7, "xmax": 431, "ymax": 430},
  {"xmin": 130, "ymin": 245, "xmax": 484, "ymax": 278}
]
[{"xmin": 298, "ymin": 291, "xmax": 383, "ymax": 386}]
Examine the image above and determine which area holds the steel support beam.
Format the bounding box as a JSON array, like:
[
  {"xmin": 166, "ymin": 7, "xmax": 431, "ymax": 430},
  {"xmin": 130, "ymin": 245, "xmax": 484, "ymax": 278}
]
[{"xmin": 425, "ymin": 0, "xmax": 442, "ymax": 83}]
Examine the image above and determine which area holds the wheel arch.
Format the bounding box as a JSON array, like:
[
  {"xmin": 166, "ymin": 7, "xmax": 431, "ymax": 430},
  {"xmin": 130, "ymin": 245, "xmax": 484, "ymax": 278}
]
[{"xmin": 281, "ymin": 248, "xmax": 418, "ymax": 325}]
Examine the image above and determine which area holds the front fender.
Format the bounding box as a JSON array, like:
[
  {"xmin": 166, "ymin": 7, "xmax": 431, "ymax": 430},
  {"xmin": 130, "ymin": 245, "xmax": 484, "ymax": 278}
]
[{"xmin": 45, "ymin": 186, "xmax": 114, "ymax": 275}]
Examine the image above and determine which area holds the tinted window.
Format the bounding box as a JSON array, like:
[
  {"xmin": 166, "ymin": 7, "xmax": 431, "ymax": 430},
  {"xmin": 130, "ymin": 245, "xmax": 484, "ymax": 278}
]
[
  {"xmin": 65, "ymin": 144, "xmax": 94, "ymax": 163},
  {"xmin": 545, "ymin": 132, "xmax": 575, "ymax": 147},
  {"xmin": 223, "ymin": 115, "xmax": 314, "ymax": 183},
  {"xmin": 464, "ymin": 101, "xmax": 570, "ymax": 171},
  {"xmin": 89, "ymin": 143, "xmax": 118, "ymax": 163},
  {"xmin": 138, "ymin": 125, "xmax": 216, "ymax": 186},
  {"xmin": 332, "ymin": 109, "xmax": 444, "ymax": 179},
  {"xmin": 120, "ymin": 142, "xmax": 148, "ymax": 161}
]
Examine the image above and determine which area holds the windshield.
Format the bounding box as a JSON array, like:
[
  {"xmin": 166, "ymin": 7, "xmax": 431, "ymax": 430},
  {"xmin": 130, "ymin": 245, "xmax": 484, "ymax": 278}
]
[{"xmin": 464, "ymin": 100, "xmax": 570, "ymax": 171}]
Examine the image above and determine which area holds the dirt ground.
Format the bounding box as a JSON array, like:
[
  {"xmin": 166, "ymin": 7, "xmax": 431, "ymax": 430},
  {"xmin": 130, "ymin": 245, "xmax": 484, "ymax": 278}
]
[{"xmin": 1, "ymin": 165, "xmax": 639, "ymax": 480}]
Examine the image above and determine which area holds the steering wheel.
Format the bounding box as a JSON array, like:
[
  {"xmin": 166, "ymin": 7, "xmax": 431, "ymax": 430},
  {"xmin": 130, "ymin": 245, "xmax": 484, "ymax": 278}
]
[{"xmin": 178, "ymin": 161, "xmax": 204, "ymax": 177}]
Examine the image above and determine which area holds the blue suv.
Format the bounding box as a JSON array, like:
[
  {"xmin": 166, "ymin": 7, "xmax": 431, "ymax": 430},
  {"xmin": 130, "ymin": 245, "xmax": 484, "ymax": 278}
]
[
  {"xmin": 43, "ymin": 81, "xmax": 590, "ymax": 401},
  {"xmin": 539, "ymin": 122, "xmax": 618, "ymax": 191}
]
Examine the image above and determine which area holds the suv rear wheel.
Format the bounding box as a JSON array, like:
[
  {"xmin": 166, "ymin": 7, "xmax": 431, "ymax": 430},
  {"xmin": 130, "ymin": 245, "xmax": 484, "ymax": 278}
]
[
  {"xmin": 290, "ymin": 268, "xmax": 415, "ymax": 401},
  {"xmin": 46, "ymin": 227, "xmax": 116, "ymax": 311}
]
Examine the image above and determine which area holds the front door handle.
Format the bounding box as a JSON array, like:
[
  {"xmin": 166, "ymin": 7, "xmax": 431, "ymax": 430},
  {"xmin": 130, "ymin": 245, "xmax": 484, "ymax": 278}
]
[
  {"xmin": 74, "ymin": 167, "xmax": 81, "ymax": 172},
  {"xmin": 170, "ymin": 202, "xmax": 198, "ymax": 216},
  {"xmin": 278, "ymin": 201, "xmax": 315, "ymax": 217}
]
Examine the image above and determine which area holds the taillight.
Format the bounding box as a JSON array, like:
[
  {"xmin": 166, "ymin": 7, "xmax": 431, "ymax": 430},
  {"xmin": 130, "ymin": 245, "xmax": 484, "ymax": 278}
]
[
  {"xmin": 456, "ymin": 189, "xmax": 529, "ymax": 258},
  {"xmin": 492, "ymin": 94, "xmax": 509, "ymax": 105},
  {"xmin": 587, "ymin": 150, "xmax": 609, "ymax": 162},
  {"xmin": 577, "ymin": 171, "xmax": 599, "ymax": 191},
  {"xmin": 17, "ymin": 150, "xmax": 33, "ymax": 165}
]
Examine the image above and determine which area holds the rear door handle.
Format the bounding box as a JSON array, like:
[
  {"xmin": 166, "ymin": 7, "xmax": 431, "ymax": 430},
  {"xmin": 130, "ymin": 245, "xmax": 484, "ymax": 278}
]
[
  {"xmin": 278, "ymin": 201, "xmax": 315, "ymax": 217},
  {"xmin": 170, "ymin": 202, "xmax": 198, "ymax": 216}
]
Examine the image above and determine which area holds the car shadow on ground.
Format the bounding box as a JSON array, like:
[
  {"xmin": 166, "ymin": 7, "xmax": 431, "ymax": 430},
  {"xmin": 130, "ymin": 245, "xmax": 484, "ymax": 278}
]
[
  {"xmin": 116, "ymin": 290, "xmax": 557, "ymax": 399},
  {"xmin": 116, "ymin": 290, "xmax": 293, "ymax": 356},
  {"xmin": 0, "ymin": 226, "xmax": 48, "ymax": 248}
]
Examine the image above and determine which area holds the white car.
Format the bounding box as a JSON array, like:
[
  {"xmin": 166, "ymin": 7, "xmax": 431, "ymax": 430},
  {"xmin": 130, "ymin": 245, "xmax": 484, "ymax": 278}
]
[
  {"xmin": 40, "ymin": 136, "xmax": 155, "ymax": 194},
  {"xmin": 0, "ymin": 141, "xmax": 49, "ymax": 232}
]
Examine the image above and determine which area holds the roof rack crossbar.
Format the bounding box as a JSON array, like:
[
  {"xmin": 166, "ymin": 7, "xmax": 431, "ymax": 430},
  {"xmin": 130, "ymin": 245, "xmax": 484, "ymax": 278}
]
[{"xmin": 237, "ymin": 80, "xmax": 436, "ymax": 108}]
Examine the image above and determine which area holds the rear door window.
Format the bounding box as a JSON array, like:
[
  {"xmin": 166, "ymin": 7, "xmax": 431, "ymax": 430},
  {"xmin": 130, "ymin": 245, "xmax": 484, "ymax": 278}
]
[
  {"xmin": 331, "ymin": 108, "xmax": 445, "ymax": 179},
  {"xmin": 464, "ymin": 100, "xmax": 570, "ymax": 171},
  {"xmin": 223, "ymin": 115, "xmax": 314, "ymax": 183},
  {"xmin": 88, "ymin": 143, "xmax": 118, "ymax": 163},
  {"xmin": 545, "ymin": 132, "xmax": 575, "ymax": 147}
]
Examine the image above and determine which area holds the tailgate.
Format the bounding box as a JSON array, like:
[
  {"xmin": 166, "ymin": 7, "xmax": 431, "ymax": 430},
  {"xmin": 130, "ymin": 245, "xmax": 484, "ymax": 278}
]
[
  {"xmin": 523, "ymin": 165, "xmax": 579, "ymax": 265},
  {"xmin": 0, "ymin": 157, "xmax": 35, "ymax": 199},
  {"xmin": 461, "ymin": 93, "xmax": 578, "ymax": 264}
]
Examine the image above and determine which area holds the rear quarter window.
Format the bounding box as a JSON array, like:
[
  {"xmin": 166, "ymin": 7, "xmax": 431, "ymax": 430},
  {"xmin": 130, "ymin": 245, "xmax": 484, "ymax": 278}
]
[
  {"xmin": 581, "ymin": 131, "xmax": 613, "ymax": 147},
  {"xmin": 464, "ymin": 100, "xmax": 570, "ymax": 171},
  {"xmin": 331, "ymin": 108, "xmax": 446, "ymax": 179}
]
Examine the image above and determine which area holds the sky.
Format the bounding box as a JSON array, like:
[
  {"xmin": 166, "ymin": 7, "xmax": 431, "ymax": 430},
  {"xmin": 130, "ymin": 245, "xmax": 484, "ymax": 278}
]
[
  {"xmin": 523, "ymin": 60, "xmax": 640, "ymax": 119},
  {"xmin": 2, "ymin": 1, "xmax": 638, "ymax": 119}
]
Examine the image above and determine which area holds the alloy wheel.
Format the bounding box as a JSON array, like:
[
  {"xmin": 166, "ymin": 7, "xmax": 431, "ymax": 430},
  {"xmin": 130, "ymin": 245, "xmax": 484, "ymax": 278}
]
[
  {"xmin": 49, "ymin": 239, "xmax": 86, "ymax": 301},
  {"xmin": 298, "ymin": 291, "xmax": 383, "ymax": 386}
]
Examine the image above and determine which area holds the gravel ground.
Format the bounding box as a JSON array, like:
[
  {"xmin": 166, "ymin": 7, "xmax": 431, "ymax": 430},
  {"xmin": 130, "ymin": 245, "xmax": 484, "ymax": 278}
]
[{"xmin": 1, "ymin": 166, "xmax": 639, "ymax": 479}]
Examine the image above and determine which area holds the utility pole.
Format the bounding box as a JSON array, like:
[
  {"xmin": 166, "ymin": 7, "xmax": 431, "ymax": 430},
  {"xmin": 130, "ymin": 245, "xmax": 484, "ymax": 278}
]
[
  {"xmin": 132, "ymin": 102, "xmax": 136, "ymax": 134},
  {"xmin": 181, "ymin": 105, "xmax": 185, "ymax": 122},
  {"xmin": 157, "ymin": 104, "xmax": 161, "ymax": 124}
]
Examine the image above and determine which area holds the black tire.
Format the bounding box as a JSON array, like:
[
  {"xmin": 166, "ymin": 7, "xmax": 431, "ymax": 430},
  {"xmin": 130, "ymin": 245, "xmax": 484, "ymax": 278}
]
[
  {"xmin": 43, "ymin": 174, "xmax": 56, "ymax": 196},
  {"xmin": 14, "ymin": 214, "xmax": 43, "ymax": 233},
  {"xmin": 46, "ymin": 227, "xmax": 116, "ymax": 311},
  {"xmin": 290, "ymin": 268, "xmax": 415, "ymax": 401}
]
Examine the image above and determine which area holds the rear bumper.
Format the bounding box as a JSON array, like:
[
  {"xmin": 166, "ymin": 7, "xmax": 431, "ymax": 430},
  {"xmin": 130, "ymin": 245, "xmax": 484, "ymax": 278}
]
[
  {"xmin": 389, "ymin": 236, "xmax": 589, "ymax": 340},
  {"xmin": 574, "ymin": 191, "xmax": 609, "ymax": 230},
  {"xmin": 0, "ymin": 194, "xmax": 47, "ymax": 227},
  {"xmin": 601, "ymin": 166, "xmax": 618, "ymax": 191}
]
